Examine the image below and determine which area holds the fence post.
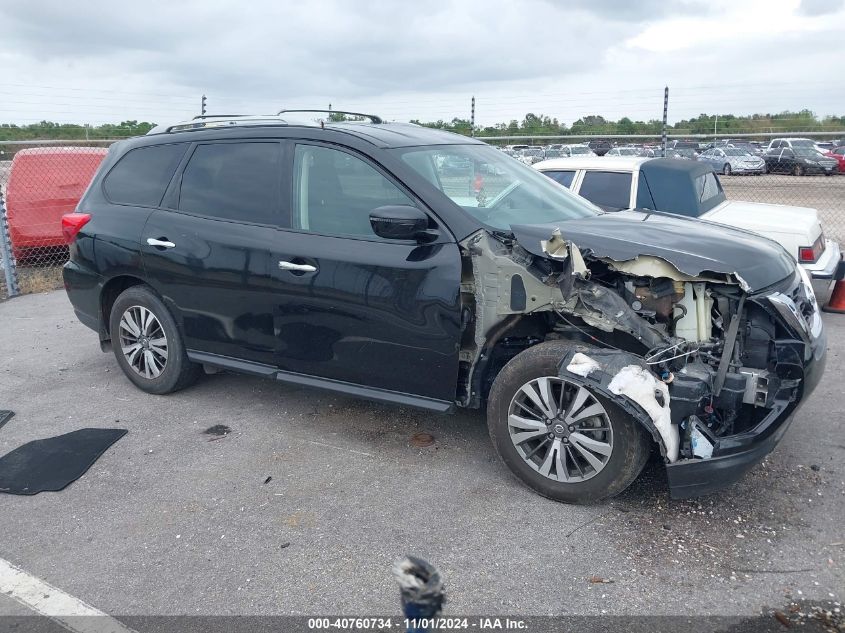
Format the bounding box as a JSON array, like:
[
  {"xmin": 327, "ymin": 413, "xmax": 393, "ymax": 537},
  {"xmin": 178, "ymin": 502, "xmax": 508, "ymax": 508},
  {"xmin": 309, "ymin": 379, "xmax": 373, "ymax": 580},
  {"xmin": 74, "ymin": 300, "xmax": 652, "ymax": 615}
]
[
  {"xmin": 661, "ymin": 86, "xmax": 669, "ymax": 156},
  {"xmin": 0, "ymin": 191, "xmax": 21, "ymax": 298}
]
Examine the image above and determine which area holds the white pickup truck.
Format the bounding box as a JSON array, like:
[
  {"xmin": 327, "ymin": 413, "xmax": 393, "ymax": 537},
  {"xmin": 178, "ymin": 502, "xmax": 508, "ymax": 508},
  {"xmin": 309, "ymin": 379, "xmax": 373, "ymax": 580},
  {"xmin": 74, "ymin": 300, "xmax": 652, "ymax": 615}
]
[{"xmin": 534, "ymin": 156, "xmax": 842, "ymax": 282}]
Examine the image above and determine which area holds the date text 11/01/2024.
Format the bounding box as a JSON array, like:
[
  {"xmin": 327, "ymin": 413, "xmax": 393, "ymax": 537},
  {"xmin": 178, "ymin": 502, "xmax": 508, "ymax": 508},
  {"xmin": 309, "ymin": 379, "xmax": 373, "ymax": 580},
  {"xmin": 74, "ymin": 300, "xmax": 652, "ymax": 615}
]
[{"xmin": 307, "ymin": 617, "xmax": 528, "ymax": 630}]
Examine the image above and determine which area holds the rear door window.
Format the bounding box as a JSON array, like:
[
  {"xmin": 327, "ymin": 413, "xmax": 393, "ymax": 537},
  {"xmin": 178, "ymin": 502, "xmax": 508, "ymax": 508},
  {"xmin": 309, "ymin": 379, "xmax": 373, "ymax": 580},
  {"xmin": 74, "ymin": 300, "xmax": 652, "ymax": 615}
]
[
  {"xmin": 577, "ymin": 171, "xmax": 632, "ymax": 210},
  {"xmin": 103, "ymin": 143, "xmax": 187, "ymax": 207},
  {"xmin": 543, "ymin": 170, "xmax": 575, "ymax": 188},
  {"xmin": 178, "ymin": 142, "xmax": 283, "ymax": 224}
]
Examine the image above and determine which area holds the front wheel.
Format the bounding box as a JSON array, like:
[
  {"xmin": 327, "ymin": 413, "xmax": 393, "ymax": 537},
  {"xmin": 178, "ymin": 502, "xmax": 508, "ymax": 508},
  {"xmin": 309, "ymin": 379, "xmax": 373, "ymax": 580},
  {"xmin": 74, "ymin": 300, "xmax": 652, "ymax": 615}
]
[
  {"xmin": 487, "ymin": 341, "xmax": 652, "ymax": 504},
  {"xmin": 722, "ymin": 163, "xmax": 732, "ymax": 176},
  {"xmin": 109, "ymin": 285, "xmax": 201, "ymax": 394},
  {"xmin": 793, "ymin": 164, "xmax": 804, "ymax": 176}
]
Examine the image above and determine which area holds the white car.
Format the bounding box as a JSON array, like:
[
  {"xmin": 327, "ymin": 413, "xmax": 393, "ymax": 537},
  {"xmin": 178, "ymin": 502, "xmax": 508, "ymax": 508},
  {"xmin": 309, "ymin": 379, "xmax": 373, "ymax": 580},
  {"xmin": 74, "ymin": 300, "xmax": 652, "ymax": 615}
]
[{"xmin": 534, "ymin": 156, "xmax": 841, "ymax": 281}]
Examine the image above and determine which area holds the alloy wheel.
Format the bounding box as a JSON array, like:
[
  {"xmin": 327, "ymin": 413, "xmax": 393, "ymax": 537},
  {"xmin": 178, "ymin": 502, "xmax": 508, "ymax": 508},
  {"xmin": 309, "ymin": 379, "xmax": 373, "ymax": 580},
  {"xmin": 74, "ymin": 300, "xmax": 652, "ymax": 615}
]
[
  {"xmin": 508, "ymin": 376, "xmax": 613, "ymax": 482},
  {"xmin": 118, "ymin": 305, "xmax": 168, "ymax": 379}
]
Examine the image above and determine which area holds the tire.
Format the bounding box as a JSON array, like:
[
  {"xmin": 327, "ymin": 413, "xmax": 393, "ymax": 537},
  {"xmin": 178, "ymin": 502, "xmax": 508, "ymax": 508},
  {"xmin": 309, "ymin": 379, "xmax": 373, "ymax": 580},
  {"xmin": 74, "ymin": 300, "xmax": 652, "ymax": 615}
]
[
  {"xmin": 793, "ymin": 164, "xmax": 804, "ymax": 176},
  {"xmin": 487, "ymin": 341, "xmax": 652, "ymax": 504},
  {"xmin": 722, "ymin": 163, "xmax": 732, "ymax": 176},
  {"xmin": 109, "ymin": 285, "xmax": 201, "ymax": 394}
]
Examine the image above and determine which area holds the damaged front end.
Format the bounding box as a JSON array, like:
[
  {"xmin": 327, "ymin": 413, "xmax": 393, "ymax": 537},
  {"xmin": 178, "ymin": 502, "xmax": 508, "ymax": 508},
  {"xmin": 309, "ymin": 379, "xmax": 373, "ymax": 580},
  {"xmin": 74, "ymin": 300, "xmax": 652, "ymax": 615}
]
[{"xmin": 458, "ymin": 222, "xmax": 826, "ymax": 498}]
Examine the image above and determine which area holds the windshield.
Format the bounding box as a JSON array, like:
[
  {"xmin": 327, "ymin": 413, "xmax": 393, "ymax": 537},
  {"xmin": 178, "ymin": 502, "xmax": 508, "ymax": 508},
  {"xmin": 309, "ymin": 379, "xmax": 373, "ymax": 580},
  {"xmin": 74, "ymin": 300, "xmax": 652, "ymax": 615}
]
[
  {"xmin": 395, "ymin": 144, "xmax": 598, "ymax": 229},
  {"xmin": 789, "ymin": 139, "xmax": 815, "ymax": 149},
  {"xmin": 795, "ymin": 148, "xmax": 822, "ymax": 158},
  {"xmin": 570, "ymin": 146, "xmax": 592, "ymax": 155},
  {"xmin": 724, "ymin": 148, "xmax": 751, "ymax": 156}
]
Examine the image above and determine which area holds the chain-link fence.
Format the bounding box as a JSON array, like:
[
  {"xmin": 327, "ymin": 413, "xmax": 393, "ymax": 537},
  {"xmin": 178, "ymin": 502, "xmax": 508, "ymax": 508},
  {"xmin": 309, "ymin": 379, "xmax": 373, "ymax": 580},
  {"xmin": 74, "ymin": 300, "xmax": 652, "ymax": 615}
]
[
  {"xmin": 1, "ymin": 133, "xmax": 843, "ymax": 301},
  {"xmin": 0, "ymin": 140, "xmax": 114, "ymax": 300}
]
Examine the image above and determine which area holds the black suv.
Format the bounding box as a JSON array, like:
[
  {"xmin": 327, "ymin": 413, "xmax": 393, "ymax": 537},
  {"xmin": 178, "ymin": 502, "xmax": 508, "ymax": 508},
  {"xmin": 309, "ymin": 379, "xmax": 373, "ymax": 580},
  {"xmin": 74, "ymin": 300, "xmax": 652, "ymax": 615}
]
[{"xmin": 63, "ymin": 111, "xmax": 826, "ymax": 503}]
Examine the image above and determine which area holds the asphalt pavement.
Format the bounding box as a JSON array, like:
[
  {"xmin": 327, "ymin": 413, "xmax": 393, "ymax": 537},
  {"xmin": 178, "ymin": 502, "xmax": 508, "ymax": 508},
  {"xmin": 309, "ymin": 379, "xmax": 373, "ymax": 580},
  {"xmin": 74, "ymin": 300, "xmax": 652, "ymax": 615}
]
[{"xmin": 0, "ymin": 289, "xmax": 842, "ymax": 618}]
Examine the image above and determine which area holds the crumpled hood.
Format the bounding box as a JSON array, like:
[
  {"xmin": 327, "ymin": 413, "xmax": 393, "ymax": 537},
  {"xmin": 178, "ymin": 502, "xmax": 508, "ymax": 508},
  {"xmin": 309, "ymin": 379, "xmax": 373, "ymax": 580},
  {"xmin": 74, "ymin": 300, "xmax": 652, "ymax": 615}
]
[{"xmin": 511, "ymin": 210, "xmax": 796, "ymax": 292}]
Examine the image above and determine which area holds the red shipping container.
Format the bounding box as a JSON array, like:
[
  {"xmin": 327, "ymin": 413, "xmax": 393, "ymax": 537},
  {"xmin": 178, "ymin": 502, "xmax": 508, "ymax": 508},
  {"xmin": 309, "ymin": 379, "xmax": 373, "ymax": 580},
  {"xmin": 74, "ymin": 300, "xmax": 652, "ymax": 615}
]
[{"xmin": 6, "ymin": 147, "xmax": 107, "ymax": 259}]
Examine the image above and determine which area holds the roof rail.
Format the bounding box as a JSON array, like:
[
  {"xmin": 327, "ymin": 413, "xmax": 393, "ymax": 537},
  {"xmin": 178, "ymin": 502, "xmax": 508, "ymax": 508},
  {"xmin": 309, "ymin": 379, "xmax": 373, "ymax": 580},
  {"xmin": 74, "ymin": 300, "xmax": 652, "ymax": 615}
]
[
  {"xmin": 164, "ymin": 115, "xmax": 288, "ymax": 134},
  {"xmin": 277, "ymin": 109, "xmax": 383, "ymax": 124},
  {"xmin": 191, "ymin": 114, "xmax": 248, "ymax": 120}
]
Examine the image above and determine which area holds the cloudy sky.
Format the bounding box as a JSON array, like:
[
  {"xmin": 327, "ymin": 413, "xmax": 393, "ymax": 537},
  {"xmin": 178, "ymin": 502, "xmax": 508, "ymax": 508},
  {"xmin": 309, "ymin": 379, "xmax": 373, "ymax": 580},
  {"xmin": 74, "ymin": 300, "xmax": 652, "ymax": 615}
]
[{"xmin": 0, "ymin": 0, "xmax": 842, "ymax": 128}]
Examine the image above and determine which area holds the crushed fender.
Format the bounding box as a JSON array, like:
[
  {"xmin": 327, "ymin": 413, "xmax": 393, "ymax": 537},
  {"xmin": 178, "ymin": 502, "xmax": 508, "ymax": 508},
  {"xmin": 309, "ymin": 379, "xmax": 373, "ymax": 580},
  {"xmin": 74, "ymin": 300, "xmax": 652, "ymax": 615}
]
[
  {"xmin": 607, "ymin": 365, "xmax": 679, "ymax": 463},
  {"xmin": 558, "ymin": 350, "xmax": 679, "ymax": 462}
]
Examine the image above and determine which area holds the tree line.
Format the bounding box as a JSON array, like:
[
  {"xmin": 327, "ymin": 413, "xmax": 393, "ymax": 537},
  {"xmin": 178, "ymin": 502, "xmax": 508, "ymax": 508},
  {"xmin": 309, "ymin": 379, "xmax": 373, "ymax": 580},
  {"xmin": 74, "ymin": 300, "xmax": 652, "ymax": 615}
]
[
  {"xmin": 411, "ymin": 110, "xmax": 845, "ymax": 138},
  {"xmin": 1, "ymin": 110, "xmax": 843, "ymax": 143}
]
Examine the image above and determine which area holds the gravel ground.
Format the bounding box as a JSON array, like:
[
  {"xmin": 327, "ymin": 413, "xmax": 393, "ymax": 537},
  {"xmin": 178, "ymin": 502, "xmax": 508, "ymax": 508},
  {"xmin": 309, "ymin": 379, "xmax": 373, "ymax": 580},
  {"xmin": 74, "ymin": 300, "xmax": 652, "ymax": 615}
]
[{"xmin": 0, "ymin": 289, "xmax": 843, "ymax": 621}]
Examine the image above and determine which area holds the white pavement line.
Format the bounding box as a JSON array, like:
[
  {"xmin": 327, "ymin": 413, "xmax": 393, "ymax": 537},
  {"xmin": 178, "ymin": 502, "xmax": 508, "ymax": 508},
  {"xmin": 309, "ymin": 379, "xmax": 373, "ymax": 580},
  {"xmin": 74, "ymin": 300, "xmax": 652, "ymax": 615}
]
[{"xmin": 0, "ymin": 556, "xmax": 137, "ymax": 633}]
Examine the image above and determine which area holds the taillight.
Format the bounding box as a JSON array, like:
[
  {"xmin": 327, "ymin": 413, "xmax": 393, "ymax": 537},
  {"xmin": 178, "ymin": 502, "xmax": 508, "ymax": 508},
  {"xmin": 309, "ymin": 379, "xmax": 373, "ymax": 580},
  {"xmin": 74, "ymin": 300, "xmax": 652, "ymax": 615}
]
[
  {"xmin": 798, "ymin": 236, "xmax": 824, "ymax": 263},
  {"xmin": 61, "ymin": 213, "xmax": 91, "ymax": 243}
]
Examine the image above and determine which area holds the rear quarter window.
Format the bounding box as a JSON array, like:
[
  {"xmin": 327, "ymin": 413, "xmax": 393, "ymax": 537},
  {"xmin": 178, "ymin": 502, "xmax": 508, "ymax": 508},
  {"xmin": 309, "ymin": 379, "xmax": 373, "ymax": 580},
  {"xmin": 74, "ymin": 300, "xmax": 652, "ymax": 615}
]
[
  {"xmin": 543, "ymin": 170, "xmax": 575, "ymax": 188},
  {"xmin": 103, "ymin": 143, "xmax": 187, "ymax": 207},
  {"xmin": 578, "ymin": 171, "xmax": 632, "ymax": 211}
]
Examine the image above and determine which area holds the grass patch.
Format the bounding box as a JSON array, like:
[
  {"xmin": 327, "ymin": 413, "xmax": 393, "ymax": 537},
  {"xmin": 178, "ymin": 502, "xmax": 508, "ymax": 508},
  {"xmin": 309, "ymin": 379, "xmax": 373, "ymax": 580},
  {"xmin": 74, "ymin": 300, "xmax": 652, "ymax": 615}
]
[{"xmin": 17, "ymin": 265, "xmax": 64, "ymax": 294}]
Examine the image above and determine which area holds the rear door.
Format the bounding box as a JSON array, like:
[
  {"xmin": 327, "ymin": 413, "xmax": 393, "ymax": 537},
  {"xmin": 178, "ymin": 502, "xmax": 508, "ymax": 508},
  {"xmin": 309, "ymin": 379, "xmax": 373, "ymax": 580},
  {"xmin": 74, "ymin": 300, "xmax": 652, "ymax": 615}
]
[
  {"xmin": 141, "ymin": 140, "xmax": 284, "ymax": 367},
  {"xmin": 269, "ymin": 141, "xmax": 463, "ymax": 404}
]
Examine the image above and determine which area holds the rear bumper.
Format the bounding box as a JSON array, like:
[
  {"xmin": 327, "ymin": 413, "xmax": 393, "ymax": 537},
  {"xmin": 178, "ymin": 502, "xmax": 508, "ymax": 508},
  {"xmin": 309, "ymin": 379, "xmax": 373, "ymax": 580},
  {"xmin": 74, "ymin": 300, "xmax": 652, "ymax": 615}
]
[
  {"xmin": 63, "ymin": 259, "xmax": 102, "ymax": 334},
  {"xmin": 666, "ymin": 323, "xmax": 826, "ymax": 499},
  {"xmin": 804, "ymin": 240, "xmax": 843, "ymax": 280}
]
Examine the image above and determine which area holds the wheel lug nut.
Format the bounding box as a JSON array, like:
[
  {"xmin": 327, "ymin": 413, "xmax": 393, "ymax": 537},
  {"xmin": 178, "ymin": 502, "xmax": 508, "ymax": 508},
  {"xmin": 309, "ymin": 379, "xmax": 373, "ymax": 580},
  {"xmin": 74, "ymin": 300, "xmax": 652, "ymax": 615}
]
[
  {"xmin": 547, "ymin": 433, "xmax": 554, "ymax": 439},
  {"xmin": 568, "ymin": 426, "xmax": 575, "ymax": 432}
]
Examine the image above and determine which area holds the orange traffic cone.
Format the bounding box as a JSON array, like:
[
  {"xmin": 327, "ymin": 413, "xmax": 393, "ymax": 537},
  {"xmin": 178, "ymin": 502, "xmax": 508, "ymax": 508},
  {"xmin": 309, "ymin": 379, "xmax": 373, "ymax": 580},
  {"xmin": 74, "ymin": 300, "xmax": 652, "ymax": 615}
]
[{"xmin": 822, "ymin": 279, "xmax": 845, "ymax": 313}]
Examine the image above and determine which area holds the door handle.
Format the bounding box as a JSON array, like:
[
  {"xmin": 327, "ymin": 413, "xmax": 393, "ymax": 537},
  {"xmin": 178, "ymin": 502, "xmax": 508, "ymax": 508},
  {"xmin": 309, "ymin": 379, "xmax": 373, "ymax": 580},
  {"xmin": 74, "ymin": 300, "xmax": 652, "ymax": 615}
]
[
  {"xmin": 278, "ymin": 261, "xmax": 317, "ymax": 273},
  {"xmin": 147, "ymin": 238, "xmax": 176, "ymax": 248}
]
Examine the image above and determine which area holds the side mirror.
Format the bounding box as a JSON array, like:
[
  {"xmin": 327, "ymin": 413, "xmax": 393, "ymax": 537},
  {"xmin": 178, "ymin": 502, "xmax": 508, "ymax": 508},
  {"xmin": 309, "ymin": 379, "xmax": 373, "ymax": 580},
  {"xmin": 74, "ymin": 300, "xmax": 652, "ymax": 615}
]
[{"xmin": 369, "ymin": 205, "xmax": 436, "ymax": 241}]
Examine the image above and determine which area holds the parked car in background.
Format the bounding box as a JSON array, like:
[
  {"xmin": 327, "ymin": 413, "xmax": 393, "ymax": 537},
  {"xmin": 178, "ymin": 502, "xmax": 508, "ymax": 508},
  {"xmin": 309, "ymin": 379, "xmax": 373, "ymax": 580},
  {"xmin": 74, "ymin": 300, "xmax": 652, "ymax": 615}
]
[
  {"xmin": 670, "ymin": 148, "xmax": 697, "ymax": 160},
  {"xmin": 712, "ymin": 139, "xmax": 763, "ymax": 155},
  {"xmin": 697, "ymin": 147, "xmax": 765, "ymax": 175},
  {"xmin": 763, "ymin": 147, "xmax": 838, "ymax": 176},
  {"xmin": 823, "ymin": 146, "xmax": 845, "ymax": 172},
  {"xmin": 605, "ymin": 147, "xmax": 640, "ymax": 156},
  {"xmin": 669, "ymin": 140, "xmax": 700, "ymax": 153},
  {"xmin": 5, "ymin": 147, "xmax": 108, "ymax": 260},
  {"xmin": 586, "ymin": 139, "xmax": 613, "ymax": 156},
  {"xmin": 533, "ymin": 156, "xmax": 842, "ymax": 281},
  {"xmin": 766, "ymin": 137, "xmax": 817, "ymax": 152},
  {"xmin": 516, "ymin": 146, "xmax": 546, "ymax": 165},
  {"xmin": 558, "ymin": 144, "xmax": 597, "ymax": 158}
]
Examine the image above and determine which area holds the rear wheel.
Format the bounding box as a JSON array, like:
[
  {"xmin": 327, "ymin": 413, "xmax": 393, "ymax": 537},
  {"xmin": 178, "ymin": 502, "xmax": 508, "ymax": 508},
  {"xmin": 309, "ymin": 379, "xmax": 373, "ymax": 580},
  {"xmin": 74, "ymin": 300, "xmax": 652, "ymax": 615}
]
[
  {"xmin": 109, "ymin": 285, "xmax": 201, "ymax": 394},
  {"xmin": 487, "ymin": 341, "xmax": 652, "ymax": 504},
  {"xmin": 722, "ymin": 163, "xmax": 732, "ymax": 176}
]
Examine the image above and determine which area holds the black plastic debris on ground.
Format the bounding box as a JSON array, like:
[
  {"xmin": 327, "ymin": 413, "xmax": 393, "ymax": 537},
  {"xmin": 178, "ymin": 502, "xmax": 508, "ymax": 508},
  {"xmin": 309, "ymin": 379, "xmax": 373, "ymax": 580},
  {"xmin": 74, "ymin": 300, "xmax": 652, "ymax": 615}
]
[
  {"xmin": 0, "ymin": 428, "xmax": 128, "ymax": 495},
  {"xmin": 204, "ymin": 424, "xmax": 231, "ymax": 436},
  {"xmin": 0, "ymin": 410, "xmax": 14, "ymax": 431}
]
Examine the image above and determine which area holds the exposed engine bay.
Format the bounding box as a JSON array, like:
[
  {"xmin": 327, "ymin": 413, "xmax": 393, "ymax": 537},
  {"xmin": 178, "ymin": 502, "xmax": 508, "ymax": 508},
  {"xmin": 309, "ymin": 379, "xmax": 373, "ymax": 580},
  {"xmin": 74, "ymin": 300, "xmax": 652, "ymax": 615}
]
[{"xmin": 456, "ymin": 228, "xmax": 822, "ymax": 464}]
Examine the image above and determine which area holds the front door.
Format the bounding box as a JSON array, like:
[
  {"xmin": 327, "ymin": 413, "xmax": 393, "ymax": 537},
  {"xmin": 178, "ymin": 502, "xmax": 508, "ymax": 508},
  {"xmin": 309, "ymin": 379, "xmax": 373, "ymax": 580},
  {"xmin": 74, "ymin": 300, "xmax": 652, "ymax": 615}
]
[{"xmin": 271, "ymin": 142, "xmax": 463, "ymax": 404}]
